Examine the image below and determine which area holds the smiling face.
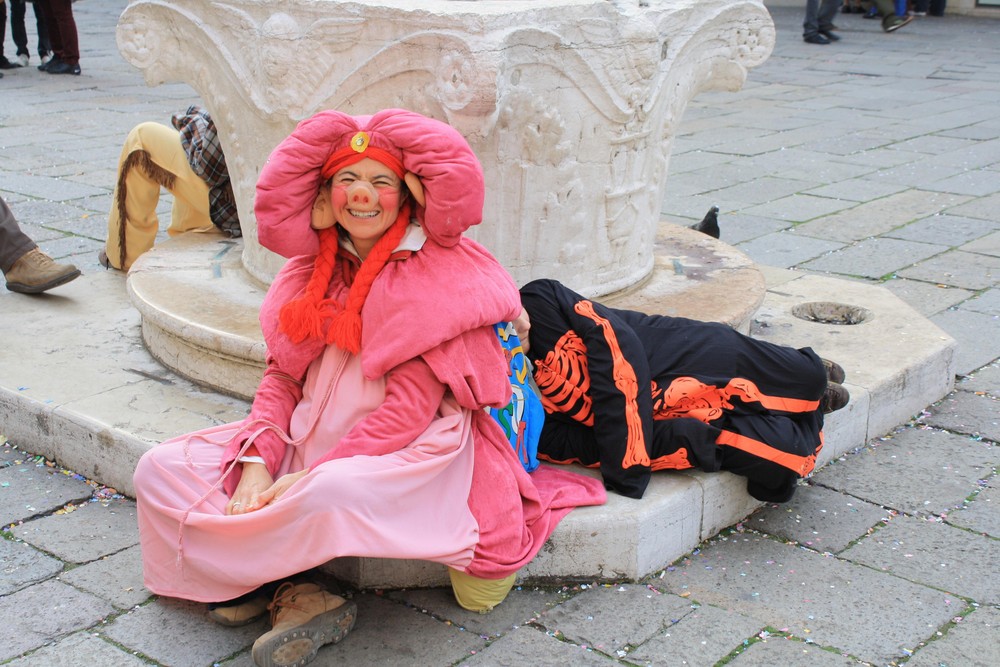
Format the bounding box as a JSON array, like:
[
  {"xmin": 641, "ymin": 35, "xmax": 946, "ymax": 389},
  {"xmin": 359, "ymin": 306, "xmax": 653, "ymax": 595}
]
[{"xmin": 329, "ymin": 157, "xmax": 404, "ymax": 259}]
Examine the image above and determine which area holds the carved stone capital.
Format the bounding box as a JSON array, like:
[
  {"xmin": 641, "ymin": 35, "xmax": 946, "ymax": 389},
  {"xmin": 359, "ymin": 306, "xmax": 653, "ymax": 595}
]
[{"xmin": 118, "ymin": 0, "xmax": 774, "ymax": 292}]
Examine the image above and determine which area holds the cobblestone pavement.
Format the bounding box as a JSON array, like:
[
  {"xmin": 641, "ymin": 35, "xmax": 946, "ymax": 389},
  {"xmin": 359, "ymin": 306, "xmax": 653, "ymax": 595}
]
[{"xmin": 1, "ymin": 2, "xmax": 998, "ymax": 666}]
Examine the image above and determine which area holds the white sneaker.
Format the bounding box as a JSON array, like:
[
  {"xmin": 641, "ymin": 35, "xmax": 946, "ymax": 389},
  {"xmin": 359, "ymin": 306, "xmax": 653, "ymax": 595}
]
[
  {"xmin": 17, "ymin": 54, "xmax": 29, "ymax": 67},
  {"xmin": 41, "ymin": 53, "xmax": 52, "ymax": 66}
]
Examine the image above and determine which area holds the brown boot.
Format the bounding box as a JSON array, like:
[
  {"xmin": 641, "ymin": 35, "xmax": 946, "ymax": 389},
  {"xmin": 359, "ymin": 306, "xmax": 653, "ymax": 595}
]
[
  {"xmin": 4, "ymin": 248, "xmax": 81, "ymax": 294},
  {"xmin": 252, "ymin": 582, "xmax": 356, "ymax": 667}
]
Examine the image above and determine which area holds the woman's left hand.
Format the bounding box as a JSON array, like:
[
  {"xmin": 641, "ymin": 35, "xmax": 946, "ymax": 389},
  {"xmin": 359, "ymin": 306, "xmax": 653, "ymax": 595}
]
[{"xmin": 253, "ymin": 469, "xmax": 310, "ymax": 508}]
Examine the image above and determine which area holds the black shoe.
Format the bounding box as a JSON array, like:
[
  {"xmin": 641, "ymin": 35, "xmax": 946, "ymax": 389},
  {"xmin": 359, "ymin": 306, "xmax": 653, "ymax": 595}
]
[
  {"xmin": 0, "ymin": 56, "xmax": 21, "ymax": 69},
  {"xmin": 39, "ymin": 56, "xmax": 60, "ymax": 71},
  {"xmin": 820, "ymin": 30, "xmax": 841, "ymax": 41},
  {"xmin": 804, "ymin": 33, "xmax": 831, "ymax": 45},
  {"xmin": 47, "ymin": 61, "xmax": 81, "ymax": 75}
]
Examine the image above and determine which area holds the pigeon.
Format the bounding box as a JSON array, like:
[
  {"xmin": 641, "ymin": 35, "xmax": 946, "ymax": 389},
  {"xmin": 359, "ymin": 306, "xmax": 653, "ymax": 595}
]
[{"xmin": 689, "ymin": 206, "xmax": 720, "ymax": 239}]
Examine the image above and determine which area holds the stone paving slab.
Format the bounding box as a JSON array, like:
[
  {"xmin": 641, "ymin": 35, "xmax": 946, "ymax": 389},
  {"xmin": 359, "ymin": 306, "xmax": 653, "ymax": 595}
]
[
  {"xmin": 311, "ymin": 593, "xmax": 486, "ymax": 666},
  {"xmin": 387, "ymin": 585, "xmax": 569, "ymax": 640},
  {"xmin": 626, "ymin": 602, "xmax": 763, "ymax": 667},
  {"xmin": 884, "ymin": 213, "xmax": 1000, "ymax": 246},
  {"xmin": 804, "ymin": 178, "xmax": 907, "ymax": 204},
  {"xmin": 102, "ymin": 596, "xmax": 264, "ymax": 667},
  {"xmin": 462, "ymin": 628, "xmax": 613, "ymax": 667},
  {"xmin": 0, "ymin": 463, "xmax": 94, "ymax": 526},
  {"xmin": 3, "ymin": 632, "xmax": 151, "ymax": 667},
  {"xmin": 922, "ymin": 390, "xmax": 1000, "ymax": 442},
  {"xmin": 535, "ymin": 584, "xmax": 694, "ymax": 656},
  {"xmin": 0, "ymin": 579, "xmax": 116, "ymax": 662},
  {"xmin": 898, "ymin": 248, "xmax": 1000, "ymax": 290},
  {"xmin": 655, "ymin": 532, "xmax": 956, "ymax": 665},
  {"xmin": 930, "ymin": 308, "xmax": 1000, "ymax": 376},
  {"xmin": 961, "ymin": 229, "xmax": 1000, "ymax": 257},
  {"xmin": 729, "ymin": 637, "xmax": 864, "ymax": 666},
  {"xmin": 955, "ymin": 360, "xmax": 1000, "ymax": 399},
  {"xmin": 904, "ymin": 604, "xmax": 1000, "ymax": 667},
  {"xmin": 962, "ymin": 286, "xmax": 1000, "ymax": 316},
  {"xmin": 701, "ymin": 212, "xmax": 790, "ymax": 245},
  {"xmin": 881, "ymin": 279, "xmax": 973, "ymax": 317},
  {"xmin": 812, "ymin": 427, "xmax": 996, "ymax": 518},
  {"xmin": 801, "ymin": 237, "xmax": 947, "ymax": 280},
  {"xmin": 750, "ymin": 484, "xmax": 892, "ymax": 554},
  {"xmin": 731, "ymin": 232, "xmax": 843, "ymax": 269},
  {"xmin": 740, "ymin": 193, "xmax": 857, "ymax": 224},
  {"xmin": 0, "ymin": 539, "xmax": 64, "ymax": 596},
  {"xmin": 947, "ymin": 479, "xmax": 998, "ymax": 537},
  {"xmin": 1, "ymin": 437, "xmax": 24, "ymax": 465},
  {"xmin": 60, "ymin": 544, "xmax": 151, "ymax": 611},
  {"xmin": 758, "ymin": 149, "xmax": 879, "ymax": 183},
  {"xmin": 844, "ymin": 513, "xmax": 1000, "ymax": 603},
  {"xmin": 11, "ymin": 498, "xmax": 139, "ymax": 564},
  {"xmin": 793, "ymin": 190, "xmax": 973, "ymax": 244}
]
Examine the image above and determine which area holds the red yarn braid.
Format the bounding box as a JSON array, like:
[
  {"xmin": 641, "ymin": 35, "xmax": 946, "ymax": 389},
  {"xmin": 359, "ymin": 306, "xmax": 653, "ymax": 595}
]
[{"xmin": 278, "ymin": 201, "xmax": 412, "ymax": 354}]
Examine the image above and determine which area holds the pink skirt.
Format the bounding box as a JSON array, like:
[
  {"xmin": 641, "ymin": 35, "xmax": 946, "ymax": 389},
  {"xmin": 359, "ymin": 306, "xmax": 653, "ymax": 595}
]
[{"xmin": 135, "ymin": 348, "xmax": 480, "ymax": 602}]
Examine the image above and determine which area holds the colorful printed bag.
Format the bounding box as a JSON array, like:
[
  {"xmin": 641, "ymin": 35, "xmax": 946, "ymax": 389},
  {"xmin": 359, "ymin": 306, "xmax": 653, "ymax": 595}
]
[{"xmin": 486, "ymin": 321, "xmax": 542, "ymax": 472}]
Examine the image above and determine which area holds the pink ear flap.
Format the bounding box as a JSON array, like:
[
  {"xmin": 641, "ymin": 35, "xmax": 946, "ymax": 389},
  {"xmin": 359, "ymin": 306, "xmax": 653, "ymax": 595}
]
[
  {"xmin": 311, "ymin": 186, "xmax": 336, "ymax": 230},
  {"xmin": 404, "ymin": 173, "xmax": 425, "ymax": 208}
]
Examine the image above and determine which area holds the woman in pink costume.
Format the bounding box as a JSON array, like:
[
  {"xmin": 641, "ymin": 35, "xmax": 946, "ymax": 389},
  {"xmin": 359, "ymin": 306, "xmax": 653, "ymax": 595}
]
[{"xmin": 133, "ymin": 109, "xmax": 606, "ymax": 667}]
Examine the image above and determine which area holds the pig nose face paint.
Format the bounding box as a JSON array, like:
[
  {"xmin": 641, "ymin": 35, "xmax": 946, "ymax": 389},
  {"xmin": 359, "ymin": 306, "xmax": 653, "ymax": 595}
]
[{"xmin": 330, "ymin": 157, "xmax": 404, "ymax": 260}]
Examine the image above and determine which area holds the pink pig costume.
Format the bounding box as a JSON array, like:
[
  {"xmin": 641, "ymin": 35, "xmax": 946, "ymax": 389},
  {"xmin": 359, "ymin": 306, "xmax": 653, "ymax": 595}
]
[{"xmin": 133, "ymin": 109, "xmax": 607, "ymax": 605}]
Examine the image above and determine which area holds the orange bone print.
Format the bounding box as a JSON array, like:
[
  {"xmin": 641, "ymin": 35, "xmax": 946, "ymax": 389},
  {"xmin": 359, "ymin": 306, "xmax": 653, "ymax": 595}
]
[
  {"xmin": 653, "ymin": 376, "xmax": 820, "ymax": 423},
  {"xmin": 534, "ymin": 331, "xmax": 594, "ymax": 425},
  {"xmin": 573, "ymin": 301, "xmax": 649, "ymax": 469}
]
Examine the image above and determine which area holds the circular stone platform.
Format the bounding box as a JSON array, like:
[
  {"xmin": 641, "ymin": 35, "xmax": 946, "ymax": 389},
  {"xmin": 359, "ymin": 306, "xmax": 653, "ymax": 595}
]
[{"xmin": 126, "ymin": 222, "xmax": 765, "ymax": 400}]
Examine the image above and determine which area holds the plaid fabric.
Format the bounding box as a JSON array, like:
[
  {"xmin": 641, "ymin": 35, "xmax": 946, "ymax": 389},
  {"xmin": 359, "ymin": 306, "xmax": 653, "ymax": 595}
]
[{"xmin": 172, "ymin": 106, "xmax": 242, "ymax": 237}]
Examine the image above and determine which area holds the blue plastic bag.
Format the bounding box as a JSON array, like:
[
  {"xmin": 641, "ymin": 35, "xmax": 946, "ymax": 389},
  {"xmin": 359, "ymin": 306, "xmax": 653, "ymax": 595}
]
[{"xmin": 486, "ymin": 321, "xmax": 542, "ymax": 472}]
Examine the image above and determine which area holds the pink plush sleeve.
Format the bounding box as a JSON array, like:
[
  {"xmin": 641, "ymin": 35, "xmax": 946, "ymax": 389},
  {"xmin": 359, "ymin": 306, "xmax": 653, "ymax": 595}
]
[
  {"xmin": 220, "ymin": 355, "xmax": 304, "ymax": 494},
  {"xmin": 308, "ymin": 357, "xmax": 446, "ymax": 468}
]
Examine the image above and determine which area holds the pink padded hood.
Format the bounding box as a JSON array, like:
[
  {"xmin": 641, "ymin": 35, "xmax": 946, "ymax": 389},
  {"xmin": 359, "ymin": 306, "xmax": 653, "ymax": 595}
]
[{"xmin": 255, "ymin": 109, "xmax": 485, "ymax": 258}]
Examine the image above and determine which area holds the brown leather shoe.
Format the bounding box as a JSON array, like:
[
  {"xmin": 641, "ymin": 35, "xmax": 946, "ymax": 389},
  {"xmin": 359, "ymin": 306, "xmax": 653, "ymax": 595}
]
[
  {"xmin": 207, "ymin": 594, "xmax": 269, "ymax": 627},
  {"xmin": 4, "ymin": 248, "xmax": 81, "ymax": 294},
  {"xmin": 821, "ymin": 382, "xmax": 850, "ymax": 414},
  {"xmin": 252, "ymin": 582, "xmax": 356, "ymax": 667},
  {"xmin": 822, "ymin": 358, "xmax": 846, "ymax": 384}
]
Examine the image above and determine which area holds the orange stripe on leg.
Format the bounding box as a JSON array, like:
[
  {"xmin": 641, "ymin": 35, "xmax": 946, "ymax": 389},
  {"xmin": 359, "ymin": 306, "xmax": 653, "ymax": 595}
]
[{"xmin": 715, "ymin": 429, "xmax": 818, "ymax": 477}]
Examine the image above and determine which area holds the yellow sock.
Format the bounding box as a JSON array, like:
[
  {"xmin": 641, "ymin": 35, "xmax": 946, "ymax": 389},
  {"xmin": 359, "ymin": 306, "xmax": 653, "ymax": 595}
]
[{"xmin": 448, "ymin": 569, "xmax": 517, "ymax": 614}]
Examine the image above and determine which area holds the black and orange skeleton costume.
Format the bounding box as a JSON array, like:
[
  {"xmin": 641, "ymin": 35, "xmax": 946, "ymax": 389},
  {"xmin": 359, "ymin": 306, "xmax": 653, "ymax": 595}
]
[{"xmin": 519, "ymin": 279, "xmax": 828, "ymax": 502}]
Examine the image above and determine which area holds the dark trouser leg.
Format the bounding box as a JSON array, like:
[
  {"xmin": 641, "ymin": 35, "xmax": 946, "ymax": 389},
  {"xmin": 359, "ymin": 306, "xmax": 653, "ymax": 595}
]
[
  {"xmin": 818, "ymin": 0, "xmax": 841, "ymax": 31},
  {"xmin": 0, "ymin": 198, "xmax": 38, "ymax": 274},
  {"xmin": 39, "ymin": 0, "xmax": 77, "ymax": 64},
  {"xmin": 11, "ymin": 1, "xmax": 30, "ymax": 58},
  {"xmin": 0, "ymin": 2, "xmax": 7, "ymax": 60},
  {"xmin": 31, "ymin": 0, "xmax": 52, "ymax": 56},
  {"xmin": 803, "ymin": 0, "xmax": 822, "ymax": 37}
]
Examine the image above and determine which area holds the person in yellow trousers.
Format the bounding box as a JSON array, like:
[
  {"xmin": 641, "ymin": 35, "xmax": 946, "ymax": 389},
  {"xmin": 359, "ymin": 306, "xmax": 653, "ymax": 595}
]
[{"xmin": 101, "ymin": 105, "xmax": 241, "ymax": 271}]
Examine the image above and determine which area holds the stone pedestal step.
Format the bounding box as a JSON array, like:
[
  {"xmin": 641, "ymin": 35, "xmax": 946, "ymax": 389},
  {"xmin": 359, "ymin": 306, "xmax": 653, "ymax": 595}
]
[{"xmin": 0, "ymin": 230, "xmax": 954, "ymax": 587}]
